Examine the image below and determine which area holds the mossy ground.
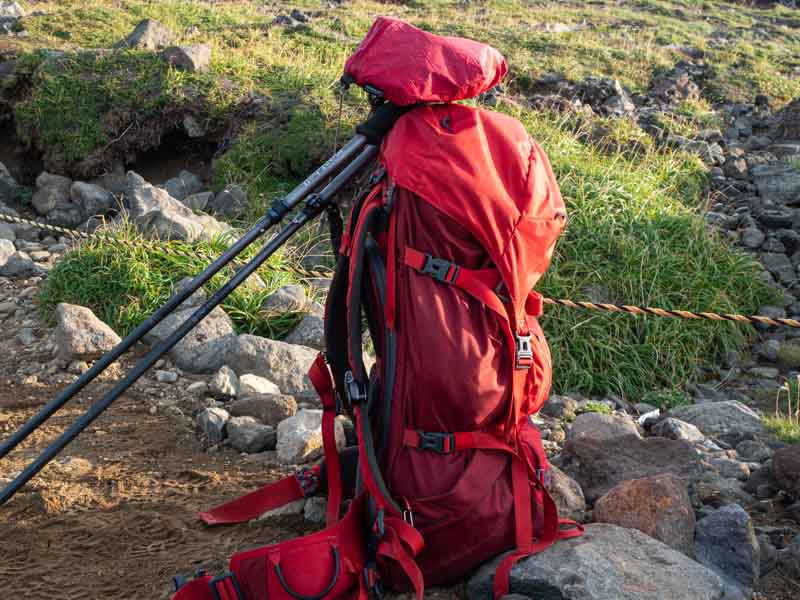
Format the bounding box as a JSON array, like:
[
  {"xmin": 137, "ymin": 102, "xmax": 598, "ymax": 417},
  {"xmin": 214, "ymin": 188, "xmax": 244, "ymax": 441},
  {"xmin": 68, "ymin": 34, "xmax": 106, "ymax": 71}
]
[{"xmin": 4, "ymin": 0, "xmax": 790, "ymax": 400}]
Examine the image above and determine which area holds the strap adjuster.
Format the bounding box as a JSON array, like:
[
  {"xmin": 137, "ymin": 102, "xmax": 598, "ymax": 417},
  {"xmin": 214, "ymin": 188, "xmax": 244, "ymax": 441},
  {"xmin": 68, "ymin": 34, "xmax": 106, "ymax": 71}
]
[
  {"xmin": 416, "ymin": 430, "xmax": 454, "ymax": 454},
  {"xmin": 537, "ymin": 468, "xmax": 552, "ymax": 489},
  {"xmin": 516, "ymin": 334, "xmax": 534, "ymax": 369},
  {"xmin": 344, "ymin": 370, "xmax": 367, "ymax": 407},
  {"xmin": 209, "ymin": 572, "xmax": 245, "ymax": 600},
  {"xmin": 422, "ymin": 254, "xmax": 459, "ymax": 284}
]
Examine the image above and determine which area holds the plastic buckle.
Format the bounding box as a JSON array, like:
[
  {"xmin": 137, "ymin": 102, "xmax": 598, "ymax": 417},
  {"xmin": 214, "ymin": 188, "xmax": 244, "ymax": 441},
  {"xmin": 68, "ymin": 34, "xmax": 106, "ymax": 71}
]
[
  {"xmin": 516, "ymin": 334, "xmax": 534, "ymax": 370},
  {"xmin": 416, "ymin": 431, "xmax": 454, "ymax": 454},
  {"xmin": 296, "ymin": 466, "xmax": 319, "ymax": 497},
  {"xmin": 537, "ymin": 468, "xmax": 552, "ymax": 490},
  {"xmin": 422, "ymin": 254, "xmax": 459, "ymax": 284},
  {"xmin": 209, "ymin": 572, "xmax": 245, "ymax": 600},
  {"xmin": 344, "ymin": 370, "xmax": 367, "ymax": 407}
]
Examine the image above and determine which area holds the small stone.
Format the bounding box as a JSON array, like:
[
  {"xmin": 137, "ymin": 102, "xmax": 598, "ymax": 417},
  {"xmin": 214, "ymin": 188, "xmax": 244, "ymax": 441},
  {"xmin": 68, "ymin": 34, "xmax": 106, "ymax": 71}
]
[
  {"xmin": 549, "ymin": 465, "xmax": 586, "ymax": 523},
  {"xmin": 68, "ymin": 360, "xmax": 89, "ymax": 375},
  {"xmin": 162, "ymin": 44, "xmax": 212, "ymax": 72},
  {"xmin": 54, "ymin": 303, "xmax": 121, "ymax": 361},
  {"xmin": 739, "ymin": 227, "xmax": 765, "ymax": 249},
  {"xmin": 593, "ymin": 474, "xmax": 695, "ymax": 555},
  {"xmin": 227, "ymin": 416, "xmax": 276, "ymax": 453},
  {"xmin": 756, "ymin": 339, "xmax": 780, "ymax": 363},
  {"xmin": 257, "ymin": 498, "xmax": 306, "ymax": 520},
  {"xmin": 694, "ymin": 504, "xmax": 759, "ymax": 595},
  {"xmin": 208, "ymin": 185, "xmax": 248, "ymax": 218},
  {"xmin": 209, "ymin": 365, "xmax": 240, "ymax": 399},
  {"xmin": 773, "ymin": 445, "xmax": 800, "ymax": 497},
  {"xmin": 239, "ymin": 373, "xmax": 280, "ymax": 396},
  {"xmin": 261, "ymin": 284, "xmax": 307, "ymax": 314},
  {"xmin": 304, "ymin": 496, "xmax": 327, "ymax": 523},
  {"xmin": 758, "ymin": 534, "xmax": 777, "ymax": 577},
  {"xmin": 290, "ymin": 9, "xmax": 309, "ymax": 22},
  {"xmin": 748, "ymin": 366, "xmax": 779, "ymax": 379},
  {"xmin": 284, "ymin": 314, "xmax": 324, "ymax": 350},
  {"xmin": 115, "ymin": 19, "xmax": 176, "ymax": 50},
  {"xmin": 777, "ymin": 341, "xmax": 800, "ymax": 370},
  {"xmin": 70, "ymin": 182, "xmax": 115, "ymax": 216},
  {"xmin": 186, "ymin": 381, "xmax": 209, "ymax": 396},
  {"xmin": 709, "ymin": 456, "xmax": 750, "ymax": 481},
  {"xmin": 182, "ymin": 114, "xmax": 205, "ymax": 139},
  {"xmin": 650, "ymin": 417, "xmax": 705, "ymax": 443},
  {"xmin": 777, "ymin": 535, "xmax": 800, "ymax": 579},
  {"xmin": 540, "ymin": 394, "xmax": 579, "ymax": 419},
  {"xmin": 229, "ymin": 393, "xmax": 297, "ymax": 427},
  {"xmin": 197, "ymin": 407, "xmax": 229, "ymax": 443},
  {"xmin": 736, "ymin": 439, "xmax": 773, "ymax": 463},
  {"xmin": 155, "ymin": 369, "xmax": 178, "ymax": 383},
  {"xmin": 163, "ymin": 170, "xmax": 204, "ymax": 202},
  {"xmin": 15, "ymin": 327, "xmax": 36, "ymax": 346},
  {"xmin": 667, "ymin": 401, "xmax": 764, "ymax": 444},
  {"xmin": 567, "ymin": 412, "xmax": 640, "ymax": 442},
  {"xmin": 276, "ymin": 409, "xmax": 345, "ymax": 464},
  {"xmin": 182, "ymin": 191, "xmax": 214, "ymax": 212}
]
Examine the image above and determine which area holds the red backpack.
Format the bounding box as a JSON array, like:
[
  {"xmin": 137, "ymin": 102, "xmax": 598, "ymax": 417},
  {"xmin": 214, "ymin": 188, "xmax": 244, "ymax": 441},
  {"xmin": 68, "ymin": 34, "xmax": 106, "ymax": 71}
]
[{"xmin": 171, "ymin": 17, "xmax": 582, "ymax": 600}]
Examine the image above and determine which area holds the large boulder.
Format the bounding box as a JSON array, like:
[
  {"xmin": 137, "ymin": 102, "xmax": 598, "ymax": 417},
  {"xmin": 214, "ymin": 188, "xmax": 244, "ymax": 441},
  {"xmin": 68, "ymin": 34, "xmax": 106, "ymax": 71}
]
[
  {"xmin": 557, "ymin": 435, "xmax": 704, "ymax": 503},
  {"xmin": 228, "ymin": 335, "xmax": 317, "ymax": 398},
  {"xmin": 228, "ymin": 393, "xmax": 297, "ymax": 427},
  {"xmin": 773, "ymin": 444, "xmax": 800, "ymax": 497},
  {"xmin": 467, "ymin": 523, "xmax": 724, "ymax": 600},
  {"xmin": 694, "ymin": 504, "xmax": 759, "ymax": 598},
  {"xmin": 593, "ymin": 474, "xmax": 695, "ymax": 555},
  {"xmin": 124, "ymin": 172, "xmax": 230, "ymax": 242},
  {"xmin": 276, "ymin": 409, "xmax": 345, "ymax": 464},
  {"xmin": 667, "ymin": 401, "xmax": 764, "ymax": 443},
  {"xmin": 285, "ymin": 314, "xmax": 325, "ymax": 350},
  {"xmin": 143, "ymin": 306, "xmax": 236, "ymax": 373},
  {"xmin": 567, "ymin": 412, "xmax": 640, "ymax": 442},
  {"xmin": 54, "ymin": 303, "xmax": 121, "ymax": 361},
  {"xmin": 115, "ymin": 19, "xmax": 176, "ymax": 50}
]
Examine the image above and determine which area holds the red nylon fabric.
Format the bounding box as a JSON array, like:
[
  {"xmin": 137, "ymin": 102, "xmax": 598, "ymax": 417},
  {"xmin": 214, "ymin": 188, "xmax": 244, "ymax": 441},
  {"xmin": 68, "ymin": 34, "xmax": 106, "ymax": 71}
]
[
  {"xmin": 381, "ymin": 103, "xmax": 567, "ymax": 309},
  {"xmin": 344, "ymin": 17, "xmax": 506, "ymax": 106}
]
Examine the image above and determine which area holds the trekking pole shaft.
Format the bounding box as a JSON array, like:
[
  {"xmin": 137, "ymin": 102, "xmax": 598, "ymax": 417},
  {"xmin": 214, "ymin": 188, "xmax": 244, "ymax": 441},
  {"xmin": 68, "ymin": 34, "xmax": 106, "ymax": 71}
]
[
  {"xmin": 0, "ymin": 135, "xmax": 368, "ymax": 461},
  {"xmin": 0, "ymin": 144, "xmax": 378, "ymax": 507}
]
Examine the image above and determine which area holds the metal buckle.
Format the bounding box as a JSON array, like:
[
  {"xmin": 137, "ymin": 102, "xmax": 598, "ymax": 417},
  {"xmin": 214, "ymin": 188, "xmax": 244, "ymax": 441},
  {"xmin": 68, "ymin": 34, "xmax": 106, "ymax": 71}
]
[
  {"xmin": 209, "ymin": 572, "xmax": 245, "ymax": 600},
  {"xmin": 402, "ymin": 497, "xmax": 415, "ymax": 527},
  {"xmin": 516, "ymin": 334, "xmax": 534, "ymax": 369},
  {"xmin": 422, "ymin": 254, "xmax": 459, "ymax": 284},
  {"xmin": 416, "ymin": 431, "xmax": 454, "ymax": 454},
  {"xmin": 343, "ymin": 370, "xmax": 367, "ymax": 407}
]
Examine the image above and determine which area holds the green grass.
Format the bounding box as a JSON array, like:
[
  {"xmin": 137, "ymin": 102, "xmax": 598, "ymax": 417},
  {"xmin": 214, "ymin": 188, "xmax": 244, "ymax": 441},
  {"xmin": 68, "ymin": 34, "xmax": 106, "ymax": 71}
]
[
  {"xmin": 581, "ymin": 400, "xmax": 613, "ymax": 415},
  {"xmin": 640, "ymin": 388, "xmax": 692, "ymax": 410},
  {"xmin": 764, "ymin": 416, "xmax": 800, "ymax": 444},
  {"xmin": 38, "ymin": 225, "xmax": 311, "ymax": 340},
  {"xmin": 765, "ymin": 377, "xmax": 800, "ymax": 443},
  {"xmin": 5, "ymin": 0, "xmax": 786, "ymax": 401}
]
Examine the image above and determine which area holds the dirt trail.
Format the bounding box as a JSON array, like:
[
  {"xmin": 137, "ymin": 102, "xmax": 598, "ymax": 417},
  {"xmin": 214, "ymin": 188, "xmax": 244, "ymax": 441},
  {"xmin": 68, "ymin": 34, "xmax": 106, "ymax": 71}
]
[{"xmin": 0, "ymin": 379, "xmax": 310, "ymax": 599}]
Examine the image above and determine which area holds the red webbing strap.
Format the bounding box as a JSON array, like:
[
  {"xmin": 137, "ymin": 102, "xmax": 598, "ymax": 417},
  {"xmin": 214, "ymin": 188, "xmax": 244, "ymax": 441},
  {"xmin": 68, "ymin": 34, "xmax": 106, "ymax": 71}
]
[
  {"xmin": 377, "ymin": 520, "xmax": 425, "ymax": 600},
  {"xmin": 198, "ymin": 473, "xmax": 308, "ymax": 525},
  {"xmin": 403, "ymin": 247, "xmax": 507, "ymax": 320},
  {"xmin": 309, "ymin": 353, "xmax": 342, "ymax": 527}
]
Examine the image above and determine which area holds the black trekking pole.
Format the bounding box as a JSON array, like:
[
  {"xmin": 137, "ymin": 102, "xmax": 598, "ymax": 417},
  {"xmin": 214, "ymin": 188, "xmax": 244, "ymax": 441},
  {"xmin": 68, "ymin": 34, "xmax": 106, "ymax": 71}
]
[
  {"xmin": 0, "ymin": 135, "xmax": 368, "ymax": 462},
  {"xmin": 0, "ymin": 144, "xmax": 380, "ymax": 507}
]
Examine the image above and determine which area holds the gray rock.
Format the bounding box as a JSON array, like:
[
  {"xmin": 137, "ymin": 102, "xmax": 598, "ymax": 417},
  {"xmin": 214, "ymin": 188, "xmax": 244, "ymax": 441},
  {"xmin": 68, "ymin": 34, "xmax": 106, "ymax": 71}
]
[
  {"xmin": 161, "ymin": 44, "xmax": 211, "ymax": 72},
  {"xmin": 736, "ymin": 439, "xmax": 773, "ymax": 463},
  {"xmin": 143, "ymin": 306, "xmax": 236, "ymax": 373},
  {"xmin": 154, "ymin": 369, "xmax": 178, "ymax": 383},
  {"xmin": 777, "ymin": 535, "xmax": 800, "ymax": 580},
  {"xmin": 31, "ymin": 172, "xmax": 72, "ymax": 216},
  {"xmin": 748, "ymin": 365, "xmax": 779, "ymax": 379},
  {"xmin": 16, "ymin": 327, "xmax": 36, "ymax": 346},
  {"xmin": 276, "ymin": 409, "xmax": 345, "ymax": 464},
  {"xmin": 777, "ymin": 341, "xmax": 800, "ymax": 370},
  {"xmin": 541, "ymin": 394, "xmax": 579, "ymax": 419},
  {"xmin": 762, "ymin": 252, "xmax": 797, "ymax": 285},
  {"xmin": 170, "ymin": 276, "xmax": 207, "ymax": 309},
  {"xmin": 70, "ymin": 182, "xmax": 115, "ymax": 216},
  {"xmin": 0, "ymin": 2, "xmax": 24, "ymax": 18},
  {"xmin": 0, "ymin": 237, "xmax": 13, "ymax": 265},
  {"xmin": 261, "ymin": 284, "xmax": 307, "ymax": 314},
  {"xmin": 558, "ymin": 435, "xmax": 704, "ymax": 503},
  {"xmin": 0, "ymin": 171, "xmax": 22, "ymax": 204},
  {"xmin": 208, "ymin": 185, "xmax": 248, "ymax": 218},
  {"xmin": 567, "ymin": 412, "xmax": 640, "ymax": 442},
  {"xmin": 739, "ymin": 227, "xmax": 765, "ymax": 249},
  {"xmin": 773, "ymin": 444, "xmax": 800, "ymax": 497},
  {"xmin": 239, "ymin": 373, "xmax": 280, "ymax": 396},
  {"xmin": 197, "ymin": 407, "xmax": 229, "ymax": 443},
  {"xmin": 229, "ymin": 393, "xmax": 297, "ymax": 427},
  {"xmin": 183, "ymin": 191, "xmax": 214, "ymax": 212},
  {"xmin": 694, "ymin": 471, "xmax": 757, "ymax": 508},
  {"xmin": 304, "ymin": 496, "xmax": 327, "ymax": 524},
  {"xmin": 227, "ymin": 416, "xmax": 276, "ymax": 453},
  {"xmin": 125, "ymin": 171, "xmax": 230, "ymax": 242},
  {"xmin": 228, "ymin": 334, "xmax": 317, "ymax": 397},
  {"xmin": 743, "ymin": 462, "xmax": 778, "ymax": 495},
  {"xmin": 183, "ymin": 115, "xmax": 205, "ymax": 139},
  {"xmin": 163, "ymin": 170, "xmax": 204, "ymax": 202},
  {"xmin": 0, "ymin": 251, "xmax": 45, "ymax": 277},
  {"xmin": 284, "ymin": 314, "xmax": 324, "ymax": 350},
  {"xmin": 257, "ymin": 498, "xmax": 306, "ymax": 520},
  {"xmin": 694, "ymin": 504, "xmax": 759, "ymax": 596},
  {"xmin": 755, "ymin": 339, "xmax": 780, "ymax": 363},
  {"xmin": 115, "ymin": 19, "xmax": 176, "ymax": 50},
  {"xmin": 667, "ymin": 401, "xmax": 764, "ymax": 444},
  {"xmin": 209, "ymin": 365, "xmax": 240, "ymax": 398},
  {"xmin": 0, "ymin": 222, "xmax": 14, "ymax": 241},
  {"xmin": 709, "ymin": 457, "xmax": 750, "ymax": 481},
  {"xmin": 758, "ymin": 534, "xmax": 777, "ymax": 577},
  {"xmin": 467, "ymin": 524, "xmax": 724, "ymax": 600},
  {"xmin": 651, "ymin": 417, "xmax": 705, "ymax": 442},
  {"xmin": 751, "ymin": 164, "xmax": 800, "ymax": 204},
  {"xmin": 54, "ymin": 303, "xmax": 121, "ymax": 361},
  {"xmin": 549, "ymin": 465, "xmax": 586, "ymax": 523}
]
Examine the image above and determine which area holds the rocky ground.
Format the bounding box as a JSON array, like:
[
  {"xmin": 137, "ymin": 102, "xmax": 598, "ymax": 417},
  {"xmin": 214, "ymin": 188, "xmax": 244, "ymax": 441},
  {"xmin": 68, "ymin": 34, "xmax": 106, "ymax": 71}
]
[{"xmin": 2, "ymin": 0, "xmax": 800, "ymax": 599}]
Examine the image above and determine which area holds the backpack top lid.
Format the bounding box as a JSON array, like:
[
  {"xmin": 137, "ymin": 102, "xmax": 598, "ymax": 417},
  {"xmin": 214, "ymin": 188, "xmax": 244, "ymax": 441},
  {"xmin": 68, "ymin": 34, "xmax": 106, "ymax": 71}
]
[
  {"xmin": 344, "ymin": 17, "xmax": 507, "ymax": 106},
  {"xmin": 381, "ymin": 104, "xmax": 566, "ymax": 306}
]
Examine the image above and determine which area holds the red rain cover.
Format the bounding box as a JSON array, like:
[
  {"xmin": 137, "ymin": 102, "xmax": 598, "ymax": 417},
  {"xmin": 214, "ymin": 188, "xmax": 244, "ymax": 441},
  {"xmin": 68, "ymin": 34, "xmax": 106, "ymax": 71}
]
[{"xmin": 344, "ymin": 17, "xmax": 507, "ymax": 106}]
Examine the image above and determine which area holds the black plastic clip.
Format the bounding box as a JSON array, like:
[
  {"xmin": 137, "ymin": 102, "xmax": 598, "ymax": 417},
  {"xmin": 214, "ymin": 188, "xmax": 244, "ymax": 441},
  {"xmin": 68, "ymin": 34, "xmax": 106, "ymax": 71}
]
[
  {"xmin": 416, "ymin": 431, "xmax": 454, "ymax": 454},
  {"xmin": 422, "ymin": 255, "xmax": 459, "ymax": 284},
  {"xmin": 343, "ymin": 370, "xmax": 367, "ymax": 407},
  {"xmin": 268, "ymin": 198, "xmax": 291, "ymax": 222}
]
